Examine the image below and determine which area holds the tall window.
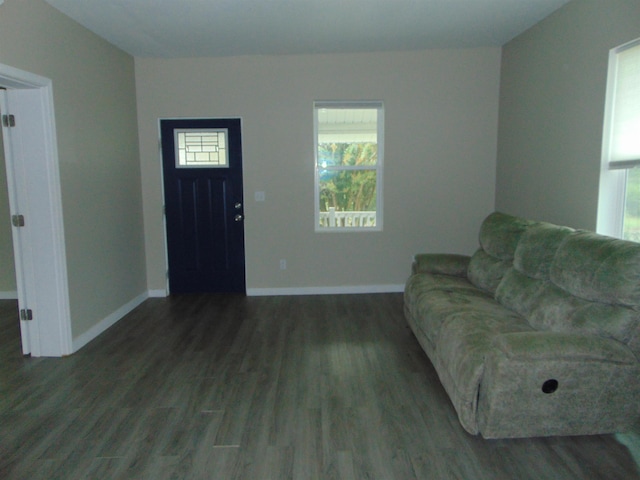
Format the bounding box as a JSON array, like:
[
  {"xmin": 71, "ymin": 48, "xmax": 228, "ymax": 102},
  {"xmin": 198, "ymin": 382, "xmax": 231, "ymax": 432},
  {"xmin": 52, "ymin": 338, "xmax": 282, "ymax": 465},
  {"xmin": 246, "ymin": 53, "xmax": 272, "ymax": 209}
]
[
  {"xmin": 314, "ymin": 101, "xmax": 384, "ymax": 231},
  {"xmin": 599, "ymin": 39, "xmax": 640, "ymax": 241}
]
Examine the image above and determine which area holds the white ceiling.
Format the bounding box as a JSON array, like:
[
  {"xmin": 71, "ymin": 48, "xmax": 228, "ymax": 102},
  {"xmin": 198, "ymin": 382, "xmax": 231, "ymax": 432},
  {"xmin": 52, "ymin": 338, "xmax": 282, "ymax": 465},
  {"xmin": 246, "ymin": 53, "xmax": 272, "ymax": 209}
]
[{"xmin": 43, "ymin": 0, "xmax": 571, "ymax": 58}]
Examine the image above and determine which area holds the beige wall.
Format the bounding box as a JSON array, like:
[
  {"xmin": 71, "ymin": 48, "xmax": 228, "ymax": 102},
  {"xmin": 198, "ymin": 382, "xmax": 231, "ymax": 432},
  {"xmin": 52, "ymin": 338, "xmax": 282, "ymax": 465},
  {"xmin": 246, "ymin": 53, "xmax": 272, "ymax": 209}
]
[
  {"xmin": 0, "ymin": 132, "xmax": 16, "ymax": 294},
  {"xmin": 0, "ymin": 0, "xmax": 147, "ymax": 337},
  {"xmin": 496, "ymin": 0, "xmax": 640, "ymax": 229},
  {"xmin": 136, "ymin": 49, "xmax": 501, "ymax": 292}
]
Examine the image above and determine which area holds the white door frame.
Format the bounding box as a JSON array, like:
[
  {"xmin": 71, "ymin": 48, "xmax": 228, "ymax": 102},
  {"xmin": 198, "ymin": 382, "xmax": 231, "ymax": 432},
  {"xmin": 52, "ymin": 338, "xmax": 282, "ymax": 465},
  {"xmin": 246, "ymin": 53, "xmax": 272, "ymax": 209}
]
[{"xmin": 0, "ymin": 62, "xmax": 71, "ymax": 357}]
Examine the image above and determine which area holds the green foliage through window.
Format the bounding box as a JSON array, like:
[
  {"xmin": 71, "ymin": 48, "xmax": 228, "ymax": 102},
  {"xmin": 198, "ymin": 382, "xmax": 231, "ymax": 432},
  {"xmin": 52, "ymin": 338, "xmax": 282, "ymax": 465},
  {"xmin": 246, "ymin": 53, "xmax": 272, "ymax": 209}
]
[{"xmin": 318, "ymin": 143, "xmax": 377, "ymax": 213}]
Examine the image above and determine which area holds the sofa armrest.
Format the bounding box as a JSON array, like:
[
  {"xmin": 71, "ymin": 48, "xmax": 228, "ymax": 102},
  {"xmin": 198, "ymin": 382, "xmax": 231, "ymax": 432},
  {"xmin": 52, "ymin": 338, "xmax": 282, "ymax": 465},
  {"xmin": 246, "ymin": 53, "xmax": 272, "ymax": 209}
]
[
  {"xmin": 412, "ymin": 254, "xmax": 470, "ymax": 276},
  {"xmin": 491, "ymin": 331, "xmax": 636, "ymax": 364}
]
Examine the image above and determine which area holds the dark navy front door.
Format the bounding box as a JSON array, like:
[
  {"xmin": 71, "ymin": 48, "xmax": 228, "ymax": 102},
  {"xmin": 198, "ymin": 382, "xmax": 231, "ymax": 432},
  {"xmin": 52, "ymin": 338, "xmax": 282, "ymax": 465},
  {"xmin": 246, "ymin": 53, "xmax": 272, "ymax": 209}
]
[{"xmin": 161, "ymin": 118, "xmax": 245, "ymax": 294}]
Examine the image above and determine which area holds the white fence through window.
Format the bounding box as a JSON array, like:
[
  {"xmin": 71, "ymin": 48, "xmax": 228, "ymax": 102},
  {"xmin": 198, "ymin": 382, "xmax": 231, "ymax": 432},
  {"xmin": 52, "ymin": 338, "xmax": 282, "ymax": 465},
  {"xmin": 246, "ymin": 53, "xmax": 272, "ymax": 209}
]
[{"xmin": 319, "ymin": 208, "xmax": 377, "ymax": 228}]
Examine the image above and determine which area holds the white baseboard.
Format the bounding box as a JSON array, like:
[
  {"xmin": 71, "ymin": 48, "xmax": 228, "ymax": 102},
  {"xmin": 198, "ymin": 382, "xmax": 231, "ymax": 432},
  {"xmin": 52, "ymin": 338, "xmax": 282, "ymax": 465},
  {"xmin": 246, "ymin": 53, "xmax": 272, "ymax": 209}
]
[
  {"xmin": 246, "ymin": 284, "xmax": 405, "ymax": 297},
  {"xmin": 147, "ymin": 286, "xmax": 404, "ymax": 297},
  {"xmin": 72, "ymin": 291, "xmax": 149, "ymax": 352},
  {"xmin": 0, "ymin": 290, "xmax": 18, "ymax": 299},
  {"xmin": 148, "ymin": 289, "xmax": 168, "ymax": 298}
]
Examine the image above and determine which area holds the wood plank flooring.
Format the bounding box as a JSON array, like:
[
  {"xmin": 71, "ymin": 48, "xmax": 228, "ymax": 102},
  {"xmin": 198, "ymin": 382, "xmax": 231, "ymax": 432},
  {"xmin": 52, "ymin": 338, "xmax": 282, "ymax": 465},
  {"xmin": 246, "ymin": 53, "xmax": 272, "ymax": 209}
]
[{"xmin": 1, "ymin": 294, "xmax": 639, "ymax": 479}]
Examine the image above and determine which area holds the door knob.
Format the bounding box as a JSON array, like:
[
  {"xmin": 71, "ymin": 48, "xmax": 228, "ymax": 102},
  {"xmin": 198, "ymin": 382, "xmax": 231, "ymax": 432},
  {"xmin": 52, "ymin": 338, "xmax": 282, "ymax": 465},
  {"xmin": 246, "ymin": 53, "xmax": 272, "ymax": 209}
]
[
  {"xmin": 235, "ymin": 202, "xmax": 242, "ymax": 210},
  {"xmin": 234, "ymin": 214, "xmax": 243, "ymax": 222}
]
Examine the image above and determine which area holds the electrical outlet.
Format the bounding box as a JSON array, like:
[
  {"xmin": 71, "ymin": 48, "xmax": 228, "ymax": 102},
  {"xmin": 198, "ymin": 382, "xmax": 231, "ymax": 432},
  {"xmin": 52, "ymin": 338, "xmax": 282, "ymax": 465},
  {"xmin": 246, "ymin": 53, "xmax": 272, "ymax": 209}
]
[{"xmin": 279, "ymin": 259, "xmax": 287, "ymax": 270}]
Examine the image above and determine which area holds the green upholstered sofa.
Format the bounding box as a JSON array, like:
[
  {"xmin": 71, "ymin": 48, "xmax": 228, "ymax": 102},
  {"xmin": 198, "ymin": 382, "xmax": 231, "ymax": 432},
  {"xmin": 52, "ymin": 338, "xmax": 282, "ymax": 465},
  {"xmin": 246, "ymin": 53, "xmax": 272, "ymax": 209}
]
[{"xmin": 404, "ymin": 212, "xmax": 640, "ymax": 438}]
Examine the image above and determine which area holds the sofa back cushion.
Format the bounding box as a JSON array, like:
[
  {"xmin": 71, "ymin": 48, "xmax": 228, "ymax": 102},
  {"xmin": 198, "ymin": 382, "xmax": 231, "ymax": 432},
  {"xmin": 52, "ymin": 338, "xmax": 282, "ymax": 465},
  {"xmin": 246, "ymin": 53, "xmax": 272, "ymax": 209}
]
[
  {"xmin": 550, "ymin": 231, "xmax": 640, "ymax": 307},
  {"xmin": 478, "ymin": 212, "xmax": 535, "ymax": 260},
  {"xmin": 497, "ymin": 268, "xmax": 640, "ymax": 355},
  {"xmin": 513, "ymin": 223, "xmax": 573, "ymax": 280},
  {"xmin": 467, "ymin": 250, "xmax": 511, "ymax": 294},
  {"xmin": 496, "ymin": 227, "xmax": 640, "ymax": 356},
  {"xmin": 467, "ymin": 212, "xmax": 534, "ymax": 294}
]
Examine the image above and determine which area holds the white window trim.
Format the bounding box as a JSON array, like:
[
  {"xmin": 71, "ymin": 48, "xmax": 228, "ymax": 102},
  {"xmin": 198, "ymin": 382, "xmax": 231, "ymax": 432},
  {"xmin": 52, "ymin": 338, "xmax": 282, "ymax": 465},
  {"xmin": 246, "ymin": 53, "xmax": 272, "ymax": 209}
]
[
  {"xmin": 313, "ymin": 100, "xmax": 384, "ymax": 232},
  {"xmin": 597, "ymin": 38, "xmax": 640, "ymax": 238}
]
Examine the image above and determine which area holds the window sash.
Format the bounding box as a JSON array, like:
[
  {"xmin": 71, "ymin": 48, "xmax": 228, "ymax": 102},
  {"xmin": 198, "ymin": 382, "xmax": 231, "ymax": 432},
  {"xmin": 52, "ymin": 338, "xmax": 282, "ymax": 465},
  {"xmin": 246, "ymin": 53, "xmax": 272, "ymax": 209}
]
[
  {"xmin": 320, "ymin": 165, "xmax": 378, "ymax": 172},
  {"xmin": 599, "ymin": 38, "xmax": 640, "ymax": 240},
  {"xmin": 609, "ymin": 158, "xmax": 640, "ymax": 170}
]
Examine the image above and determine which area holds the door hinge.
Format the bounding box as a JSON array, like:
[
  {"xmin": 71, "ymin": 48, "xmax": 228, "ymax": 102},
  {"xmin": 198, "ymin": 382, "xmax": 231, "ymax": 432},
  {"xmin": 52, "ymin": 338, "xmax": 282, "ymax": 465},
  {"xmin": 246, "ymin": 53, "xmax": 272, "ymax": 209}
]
[
  {"xmin": 11, "ymin": 215, "xmax": 25, "ymax": 227},
  {"xmin": 2, "ymin": 114, "xmax": 15, "ymax": 127},
  {"xmin": 20, "ymin": 309, "xmax": 33, "ymax": 321}
]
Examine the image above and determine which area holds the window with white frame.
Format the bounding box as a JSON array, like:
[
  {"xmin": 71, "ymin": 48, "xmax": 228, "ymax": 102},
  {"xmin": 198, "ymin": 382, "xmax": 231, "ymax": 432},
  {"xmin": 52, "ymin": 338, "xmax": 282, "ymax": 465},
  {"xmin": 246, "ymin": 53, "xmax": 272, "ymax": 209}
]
[
  {"xmin": 598, "ymin": 38, "xmax": 640, "ymax": 241},
  {"xmin": 314, "ymin": 101, "xmax": 384, "ymax": 231}
]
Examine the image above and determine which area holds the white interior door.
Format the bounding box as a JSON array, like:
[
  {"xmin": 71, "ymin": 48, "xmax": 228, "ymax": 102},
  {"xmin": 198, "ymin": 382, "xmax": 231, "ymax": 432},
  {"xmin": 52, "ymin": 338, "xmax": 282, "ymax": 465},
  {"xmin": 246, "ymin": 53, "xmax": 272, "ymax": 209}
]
[
  {"xmin": 0, "ymin": 66, "xmax": 71, "ymax": 357},
  {"xmin": 1, "ymin": 89, "xmax": 33, "ymax": 354}
]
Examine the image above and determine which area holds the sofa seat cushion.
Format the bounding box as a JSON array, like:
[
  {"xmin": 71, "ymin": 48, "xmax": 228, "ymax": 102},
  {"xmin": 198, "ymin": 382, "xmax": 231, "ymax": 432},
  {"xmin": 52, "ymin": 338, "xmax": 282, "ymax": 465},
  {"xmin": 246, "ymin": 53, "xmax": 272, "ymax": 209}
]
[
  {"xmin": 405, "ymin": 272, "xmax": 477, "ymax": 297},
  {"xmin": 412, "ymin": 253, "xmax": 470, "ymax": 276},
  {"xmin": 406, "ymin": 273, "xmax": 510, "ymax": 345},
  {"xmin": 491, "ymin": 331, "xmax": 637, "ymax": 364},
  {"xmin": 404, "ymin": 273, "xmax": 480, "ymax": 320}
]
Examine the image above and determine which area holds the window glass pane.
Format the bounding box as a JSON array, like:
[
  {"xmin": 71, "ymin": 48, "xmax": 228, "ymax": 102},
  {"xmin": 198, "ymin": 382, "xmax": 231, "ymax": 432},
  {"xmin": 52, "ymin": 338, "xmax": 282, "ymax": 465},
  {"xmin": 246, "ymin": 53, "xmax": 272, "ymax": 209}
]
[
  {"xmin": 318, "ymin": 170, "xmax": 377, "ymax": 228},
  {"xmin": 623, "ymin": 167, "xmax": 640, "ymax": 241},
  {"xmin": 175, "ymin": 129, "xmax": 229, "ymax": 168}
]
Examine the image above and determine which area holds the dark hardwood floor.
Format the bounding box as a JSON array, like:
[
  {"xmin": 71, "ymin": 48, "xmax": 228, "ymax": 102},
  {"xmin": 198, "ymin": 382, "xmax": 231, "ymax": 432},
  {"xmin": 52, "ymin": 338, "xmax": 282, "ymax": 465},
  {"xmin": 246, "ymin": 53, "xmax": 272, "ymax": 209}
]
[{"xmin": 1, "ymin": 294, "xmax": 639, "ymax": 479}]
